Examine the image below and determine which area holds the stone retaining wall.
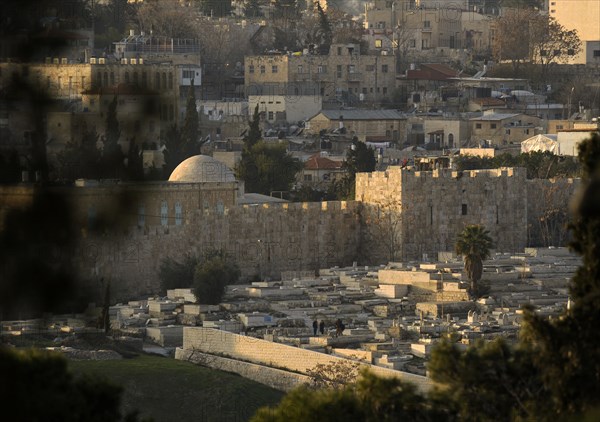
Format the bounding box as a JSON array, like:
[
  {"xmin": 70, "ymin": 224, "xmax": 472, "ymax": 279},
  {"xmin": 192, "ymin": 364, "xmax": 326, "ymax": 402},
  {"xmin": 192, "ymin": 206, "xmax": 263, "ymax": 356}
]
[
  {"xmin": 180, "ymin": 327, "xmax": 433, "ymax": 392},
  {"xmin": 175, "ymin": 348, "xmax": 311, "ymax": 392}
]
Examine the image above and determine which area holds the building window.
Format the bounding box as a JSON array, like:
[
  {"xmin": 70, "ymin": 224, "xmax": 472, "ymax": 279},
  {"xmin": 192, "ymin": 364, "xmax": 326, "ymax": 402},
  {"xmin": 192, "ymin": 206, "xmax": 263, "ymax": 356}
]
[
  {"xmin": 337, "ymin": 46, "xmax": 342, "ymax": 55},
  {"xmin": 272, "ymin": 65, "xmax": 278, "ymax": 73},
  {"xmin": 556, "ymin": 125, "xmax": 563, "ymax": 130},
  {"xmin": 362, "ymin": 87, "xmax": 368, "ymax": 94},
  {"xmin": 461, "ymin": 204, "xmax": 468, "ymax": 215},
  {"xmin": 216, "ymin": 201, "xmax": 224, "ymax": 214},
  {"xmin": 336, "ymin": 65, "xmax": 342, "ymax": 78},
  {"xmin": 260, "ymin": 65, "xmax": 265, "ymax": 74},
  {"xmin": 383, "ymin": 87, "xmax": 387, "ymax": 95},
  {"xmin": 138, "ymin": 205, "xmax": 145, "ymax": 228},
  {"xmin": 375, "ymin": 39, "xmax": 382, "ymax": 48},
  {"xmin": 382, "ymin": 64, "xmax": 388, "ymax": 73},
  {"xmin": 593, "ymin": 50, "xmax": 600, "ymax": 57},
  {"xmin": 249, "ymin": 65, "xmax": 254, "ymax": 73},
  {"xmin": 506, "ymin": 129, "xmax": 511, "ymax": 135},
  {"xmin": 424, "ymin": 21, "xmax": 431, "ymax": 28},
  {"xmin": 297, "ymin": 65, "xmax": 303, "ymax": 73},
  {"xmin": 168, "ymin": 72, "xmax": 173, "ymax": 89},
  {"xmin": 160, "ymin": 201, "xmax": 168, "ymax": 226},
  {"xmin": 476, "ymin": 123, "xmax": 482, "ymax": 129},
  {"xmin": 304, "ymin": 174, "xmax": 313, "ymax": 182},
  {"xmin": 491, "ymin": 123, "xmax": 497, "ymax": 129},
  {"xmin": 348, "ymin": 65, "xmax": 356, "ymax": 73},
  {"xmin": 88, "ymin": 205, "xmax": 96, "ymax": 229},
  {"xmin": 268, "ymin": 111, "xmax": 274, "ymax": 120},
  {"xmin": 409, "ymin": 39, "xmax": 416, "ymax": 48},
  {"xmin": 175, "ymin": 202, "xmax": 182, "ymax": 226},
  {"xmin": 366, "ymin": 65, "xmax": 375, "ymax": 71}
]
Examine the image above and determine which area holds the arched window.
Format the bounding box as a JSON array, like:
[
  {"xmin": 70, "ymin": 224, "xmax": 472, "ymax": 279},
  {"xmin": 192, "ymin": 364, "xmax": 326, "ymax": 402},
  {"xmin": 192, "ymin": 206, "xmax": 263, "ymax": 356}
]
[
  {"xmin": 160, "ymin": 201, "xmax": 168, "ymax": 226},
  {"xmin": 448, "ymin": 133, "xmax": 454, "ymax": 148},
  {"xmin": 138, "ymin": 205, "xmax": 145, "ymax": 228},
  {"xmin": 175, "ymin": 202, "xmax": 182, "ymax": 226}
]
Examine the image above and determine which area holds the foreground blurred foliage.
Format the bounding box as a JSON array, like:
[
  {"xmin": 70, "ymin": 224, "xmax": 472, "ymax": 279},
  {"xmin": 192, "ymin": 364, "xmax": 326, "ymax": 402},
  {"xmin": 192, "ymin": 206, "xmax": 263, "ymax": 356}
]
[
  {"xmin": 0, "ymin": 347, "xmax": 148, "ymax": 422},
  {"xmin": 253, "ymin": 133, "xmax": 600, "ymax": 421}
]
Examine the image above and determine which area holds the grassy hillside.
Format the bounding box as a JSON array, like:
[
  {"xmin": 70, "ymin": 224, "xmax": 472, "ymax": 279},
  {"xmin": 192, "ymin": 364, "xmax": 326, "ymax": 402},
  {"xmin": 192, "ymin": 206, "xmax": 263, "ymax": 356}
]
[{"xmin": 69, "ymin": 354, "xmax": 284, "ymax": 421}]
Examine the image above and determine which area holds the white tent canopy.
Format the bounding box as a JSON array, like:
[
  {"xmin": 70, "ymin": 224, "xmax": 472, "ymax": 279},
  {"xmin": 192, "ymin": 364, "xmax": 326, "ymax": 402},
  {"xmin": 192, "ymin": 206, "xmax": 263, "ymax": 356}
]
[{"xmin": 521, "ymin": 134, "xmax": 558, "ymax": 154}]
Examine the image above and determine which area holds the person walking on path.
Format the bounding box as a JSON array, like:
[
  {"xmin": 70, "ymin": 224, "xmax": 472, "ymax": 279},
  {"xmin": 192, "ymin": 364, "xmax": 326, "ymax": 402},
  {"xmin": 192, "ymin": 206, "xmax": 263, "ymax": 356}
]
[
  {"xmin": 312, "ymin": 320, "xmax": 318, "ymax": 336},
  {"xmin": 319, "ymin": 320, "xmax": 325, "ymax": 335}
]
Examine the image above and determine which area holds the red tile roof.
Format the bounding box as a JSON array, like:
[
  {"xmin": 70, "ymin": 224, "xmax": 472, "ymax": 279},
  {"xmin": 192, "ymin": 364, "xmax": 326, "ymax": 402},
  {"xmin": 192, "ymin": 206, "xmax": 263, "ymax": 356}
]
[
  {"xmin": 304, "ymin": 155, "xmax": 344, "ymax": 170},
  {"xmin": 405, "ymin": 63, "xmax": 461, "ymax": 81}
]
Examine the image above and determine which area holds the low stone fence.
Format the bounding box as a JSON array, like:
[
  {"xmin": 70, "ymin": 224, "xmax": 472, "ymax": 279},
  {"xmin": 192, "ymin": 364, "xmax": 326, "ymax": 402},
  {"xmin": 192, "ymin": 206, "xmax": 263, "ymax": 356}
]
[
  {"xmin": 175, "ymin": 348, "xmax": 311, "ymax": 392},
  {"xmin": 178, "ymin": 327, "xmax": 433, "ymax": 393}
]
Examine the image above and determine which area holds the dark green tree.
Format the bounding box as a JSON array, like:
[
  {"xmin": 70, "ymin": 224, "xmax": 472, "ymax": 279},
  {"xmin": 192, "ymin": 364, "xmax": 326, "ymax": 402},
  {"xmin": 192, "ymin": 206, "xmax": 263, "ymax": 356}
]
[
  {"xmin": 455, "ymin": 225, "xmax": 494, "ymax": 299},
  {"xmin": 246, "ymin": 103, "xmax": 262, "ymax": 148},
  {"xmin": 252, "ymin": 369, "xmax": 445, "ymax": 422},
  {"xmin": 236, "ymin": 141, "xmax": 303, "ymax": 196},
  {"xmin": 193, "ymin": 251, "xmax": 240, "ymax": 305},
  {"xmin": 162, "ymin": 124, "xmax": 183, "ymax": 178},
  {"xmin": 519, "ymin": 132, "xmax": 600, "ymax": 417},
  {"xmin": 181, "ymin": 80, "xmax": 200, "ymax": 158},
  {"xmin": 158, "ymin": 254, "xmax": 200, "ymax": 295},
  {"xmin": 316, "ymin": 1, "xmax": 332, "ymax": 54},
  {"xmin": 331, "ymin": 138, "xmax": 376, "ymax": 199}
]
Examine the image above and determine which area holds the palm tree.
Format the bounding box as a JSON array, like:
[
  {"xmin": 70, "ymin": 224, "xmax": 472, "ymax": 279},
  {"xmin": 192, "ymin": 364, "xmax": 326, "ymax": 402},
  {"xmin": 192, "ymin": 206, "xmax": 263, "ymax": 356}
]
[{"xmin": 455, "ymin": 225, "xmax": 494, "ymax": 299}]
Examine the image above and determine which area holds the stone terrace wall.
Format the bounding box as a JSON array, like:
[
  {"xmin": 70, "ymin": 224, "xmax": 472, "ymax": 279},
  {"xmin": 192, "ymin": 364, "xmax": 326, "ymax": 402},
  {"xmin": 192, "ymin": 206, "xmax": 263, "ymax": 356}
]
[
  {"xmin": 175, "ymin": 348, "xmax": 312, "ymax": 392},
  {"xmin": 180, "ymin": 327, "xmax": 432, "ymax": 392},
  {"xmin": 75, "ymin": 201, "xmax": 361, "ymax": 300},
  {"xmin": 356, "ymin": 167, "xmax": 529, "ymax": 263}
]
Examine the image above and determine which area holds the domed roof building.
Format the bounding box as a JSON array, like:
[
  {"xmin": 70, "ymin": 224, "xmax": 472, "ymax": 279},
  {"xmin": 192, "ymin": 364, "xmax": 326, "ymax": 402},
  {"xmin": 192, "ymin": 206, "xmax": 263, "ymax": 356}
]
[{"xmin": 168, "ymin": 155, "xmax": 236, "ymax": 183}]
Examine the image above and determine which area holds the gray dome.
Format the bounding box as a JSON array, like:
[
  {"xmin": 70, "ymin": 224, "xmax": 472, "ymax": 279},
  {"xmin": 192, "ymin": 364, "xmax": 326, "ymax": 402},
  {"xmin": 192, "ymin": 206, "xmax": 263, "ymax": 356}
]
[{"xmin": 168, "ymin": 155, "xmax": 236, "ymax": 183}]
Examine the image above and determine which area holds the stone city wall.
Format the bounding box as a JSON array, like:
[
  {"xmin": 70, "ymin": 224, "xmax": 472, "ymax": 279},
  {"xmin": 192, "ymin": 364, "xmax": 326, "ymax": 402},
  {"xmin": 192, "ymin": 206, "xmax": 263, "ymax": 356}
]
[
  {"xmin": 180, "ymin": 327, "xmax": 433, "ymax": 392},
  {"xmin": 74, "ymin": 201, "xmax": 362, "ymax": 300}
]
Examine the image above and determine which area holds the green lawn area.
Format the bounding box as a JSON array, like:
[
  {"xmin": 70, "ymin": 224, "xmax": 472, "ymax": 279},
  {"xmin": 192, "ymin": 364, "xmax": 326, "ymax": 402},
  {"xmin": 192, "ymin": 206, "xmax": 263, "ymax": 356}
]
[{"xmin": 68, "ymin": 354, "xmax": 284, "ymax": 422}]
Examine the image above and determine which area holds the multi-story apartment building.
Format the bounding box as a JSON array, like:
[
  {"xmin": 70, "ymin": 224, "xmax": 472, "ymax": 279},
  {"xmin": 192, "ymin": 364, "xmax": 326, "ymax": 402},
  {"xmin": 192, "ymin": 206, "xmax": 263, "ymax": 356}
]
[
  {"xmin": 365, "ymin": 1, "xmax": 464, "ymax": 52},
  {"xmin": 244, "ymin": 43, "xmax": 396, "ymax": 105},
  {"xmin": 549, "ymin": 0, "xmax": 600, "ymax": 65}
]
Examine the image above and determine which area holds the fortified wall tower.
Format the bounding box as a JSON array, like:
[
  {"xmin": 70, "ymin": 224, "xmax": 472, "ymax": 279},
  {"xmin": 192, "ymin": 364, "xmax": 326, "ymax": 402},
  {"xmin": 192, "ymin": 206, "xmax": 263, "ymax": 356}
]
[{"xmin": 356, "ymin": 167, "xmax": 529, "ymax": 262}]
